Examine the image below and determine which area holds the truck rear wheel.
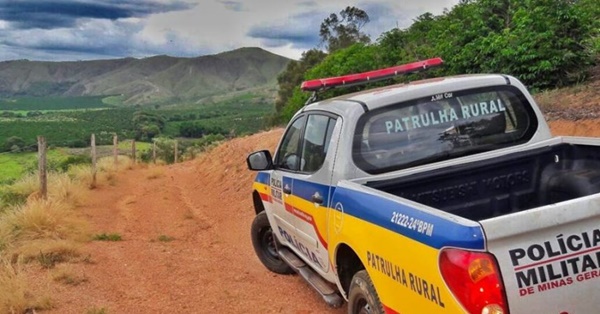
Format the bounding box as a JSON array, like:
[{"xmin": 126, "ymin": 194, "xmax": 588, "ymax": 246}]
[
  {"xmin": 250, "ymin": 211, "xmax": 294, "ymax": 275},
  {"xmin": 348, "ymin": 270, "xmax": 384, "ymax": 314}
]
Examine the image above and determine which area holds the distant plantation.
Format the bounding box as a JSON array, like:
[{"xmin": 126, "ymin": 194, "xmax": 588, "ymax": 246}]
[
  {"xmin": 0, "ymin": 96, "xmax": 111, "ymax": 111},
  {"xmin": 0, "ymin": 92, "xmax": 275, "ymax": 153}
]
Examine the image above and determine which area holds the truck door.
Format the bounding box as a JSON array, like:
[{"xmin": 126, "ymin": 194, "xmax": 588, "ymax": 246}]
[
  {"xmin": 269, "ymin": 116, "xmax": 306, "ymax": 246},
  {"xmin": 273, "ymin": 113, "xmax": 340, "ymax": 275}
]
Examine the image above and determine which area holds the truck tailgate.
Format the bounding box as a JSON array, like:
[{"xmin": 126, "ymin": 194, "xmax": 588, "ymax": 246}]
[{"xmin": 480, "ymin": 193, "xmax": 600, "ymax": 313}]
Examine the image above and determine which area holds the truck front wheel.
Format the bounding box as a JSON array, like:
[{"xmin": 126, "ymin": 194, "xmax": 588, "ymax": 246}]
[
  {"xmin": 348, "ymin": 270, "xmax": 384, "ymax": 314},
  {"xmin": 250, "ymin": 211, "xmax": 294, "ymax": 275}
]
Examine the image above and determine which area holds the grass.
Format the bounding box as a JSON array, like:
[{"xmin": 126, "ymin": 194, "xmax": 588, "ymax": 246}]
[
  {"xmin": 1, "ymin": 199, "xmax": 89, "ymax": 243},
  {"xmin": 67, "ymin": 164, "xmax": 96, "ymax": 188},
  {"xmin": 0, "ymin": 162, "xmax": 101, "ymax": 310},
  {"xmin": 1, "ymin": 171, "xmax": 88, "ymax": 207},
  {"xmin": 97, "ymin": 155, "xmax": 133, "ymax": 172},
  {"xmin": 3, "ymin": 173, "xmax": 38, "ymax": 205},
  {"xmin": 92, "ymin": 233, "xmax": 122, "ymax": 242},
  {"xmin": 30, "ymin": 242, "xmax": 82, "ymax": 268},
  {"xmin": 146, "ymin": 166, "xmax": 165, "ymax": 180},
  {"xmin": 0, "ymin": 149, "xmax": 69, "ymax": 185},
  {"xmin": 117, "ymin": 140, "xmax": 152, "ymax": 151},
  {"xmin": 0, "ymin": 154, "xmax": 23, "ymax": 185},
  {"xmin": 51, "ymin": 264, "xmax": 88, "ymax": 286},
  {"xmin": 157, "ymin": 235, "xmax": 174, "ymax": 242},
  {"xmin": 0, "ymin": 259, "xmax": 54, "ymax": 313},
  {"xmin": 0, "ymin": 143, "xmax": 141, "ymax": 311},
  {"xmin": 86, "ymin": 306, "xmax": 109, "ymax": 314}
]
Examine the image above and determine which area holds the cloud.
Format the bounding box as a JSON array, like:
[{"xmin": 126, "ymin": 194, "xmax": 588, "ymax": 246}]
[
  {"xmin": 245, "ymin": 1, "xmax": 455, "ymax": 51},
  {"xmin": 358, "ymin": 2, "xmax": 413, "ymax": 38},
  {"xmin": 296, "ymin": 1, "xmax": 317, "ymax": 7},
  {"xmin": 0, "ymin": 0, "xmax": 194, "ymax": 30},
  {"xmin": 0, "ymin": 0, "xmax": 460, "ymax": 61},
  {"xmin": 247, "ymin": 10, "xmax": 326, "ymax": 49},
  {"xmin": 217, "ymin": 1, "xmax": 244, "ymax": 12},
  {"xmin": 0, "ymin": 18, "xmax": 211, "ymax": 61}
]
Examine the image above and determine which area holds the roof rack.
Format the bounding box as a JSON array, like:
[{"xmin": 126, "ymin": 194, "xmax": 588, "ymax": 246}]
[{"xmin": 301, "ymin": 57, "xmax": 444, "ymax": 105}]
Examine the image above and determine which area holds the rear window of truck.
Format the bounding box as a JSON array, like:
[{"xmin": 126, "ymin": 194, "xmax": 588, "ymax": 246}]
[{"xmin": 353, "ymin": 85, "xmax": 538, "ymax": 174}]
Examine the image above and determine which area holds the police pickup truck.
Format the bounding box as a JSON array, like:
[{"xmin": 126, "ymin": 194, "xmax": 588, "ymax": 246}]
[{"xmin": 246, "ymin": 58, "xmax": 600, "ymax": 314}]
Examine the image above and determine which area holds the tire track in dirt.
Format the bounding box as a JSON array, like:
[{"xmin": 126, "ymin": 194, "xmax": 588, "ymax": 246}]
[{"xmin": 169, "ymin": 172, "xmax": 214, "ymax": 232}]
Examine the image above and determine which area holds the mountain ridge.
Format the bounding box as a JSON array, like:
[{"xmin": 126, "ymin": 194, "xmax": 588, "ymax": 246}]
[{"xmin": 0, "ymin": 47, "xmax": 290, "ymax": 105}]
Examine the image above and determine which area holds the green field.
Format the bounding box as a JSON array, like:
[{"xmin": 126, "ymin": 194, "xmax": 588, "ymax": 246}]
[
  {"xmin": 0, "ymin": 96, "xmax": 112, "ymax": 111},
  {"xmin": 0, "ymin": 108, "xmax": 138, "ymax": 148},
  {"xmin": 2, "ymin": 108, "xmax": 110, "ymax": 116},
  {"xmin": 0, "ymin": 149, "xmax": 71, "ymax": 184},
  {"xmin": 117, "ymin": 140, "xmax": 152, "ymax": 151}
]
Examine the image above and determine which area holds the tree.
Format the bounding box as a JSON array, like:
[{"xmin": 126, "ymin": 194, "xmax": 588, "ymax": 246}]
[
  {"xmin": 274, "ymin": 0, "xmax": 598, "ymax": 124},
  {"xmin": 319, "ymin": 6, "xmax": 371, "ymax": 52},
  {"xmin": 271, "ymin": 6, "xmax": 373, "ymax": 125},
  {"xmin": 472, "ymin": 0, "xmax": 594, "ymax": 87},
  {"xmin": 132, "ymin": 111, "xmax": 166, "ymax": 141},
  {"xmin": 271, "ymin": 49, "xmax": 326, "ymax": 125},
  {"xmin": 3, "ymin": 136, "xmax": 25, "ymax": 152}
]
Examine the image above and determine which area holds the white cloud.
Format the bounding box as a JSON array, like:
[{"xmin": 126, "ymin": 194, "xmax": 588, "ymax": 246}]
[{"xmin": 0, "ymin": 0, "xmax": 460, "ymax": 61}]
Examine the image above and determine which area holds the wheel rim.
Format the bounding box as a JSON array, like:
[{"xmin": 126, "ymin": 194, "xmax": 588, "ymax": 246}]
[
  {"xmin": 353, "ymin": 296, "xmax": 372, "ymax": 314},
  {"xmin": 260, "ymin": 227, "xmax": 280, "ymax": 260}
]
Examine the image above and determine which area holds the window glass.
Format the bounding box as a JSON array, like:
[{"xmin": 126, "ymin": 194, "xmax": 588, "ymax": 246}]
[
  {"xmin": 300, "ymin": 115, "xmax": 335, "ymax": 173},
  {"xmin": 324, "ymin": 117, "xmax": 336, "ymax": 155},
  {"xmin": 274, "ymin": 116, "xmax": 306, "ymax": 171},
  {"xmin": 353, "ymin": 85, "xmax": 538, "ymax": 174}
]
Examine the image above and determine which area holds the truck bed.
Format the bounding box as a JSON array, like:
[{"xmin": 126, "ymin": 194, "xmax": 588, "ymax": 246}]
[{"xmin": 366, "ymin": 142, "xmax": 600, "ymax": 221}]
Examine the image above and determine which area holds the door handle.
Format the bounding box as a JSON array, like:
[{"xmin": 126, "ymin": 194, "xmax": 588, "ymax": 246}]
[{"xmin": 312, "ymin": 192, "xmax": 323, "ymax": 204}]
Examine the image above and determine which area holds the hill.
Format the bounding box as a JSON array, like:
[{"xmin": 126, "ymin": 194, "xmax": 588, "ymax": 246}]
[{"xmin": 0, "ymin": 47, "xmax": 290, "ymax": 105}]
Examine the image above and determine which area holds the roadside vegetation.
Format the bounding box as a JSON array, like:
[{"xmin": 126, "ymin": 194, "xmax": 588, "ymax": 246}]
[
  {"xmin": 0, "ymin": 154, "xmax": 140, "ymax": 313},
  {"xmin": 0, "ymin": 129, "xmax": 230, "ymax": 312},
  {"xmin": 272, "ymin": 0, "xmax": 600, "ymax": 123},
  {"xmin": 0, "ymin": 149, "xmax": 90, "ymax": 186}
]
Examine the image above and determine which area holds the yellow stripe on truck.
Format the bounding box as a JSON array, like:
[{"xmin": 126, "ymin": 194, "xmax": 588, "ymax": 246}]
[{"xmin": 330, "ymin": 214, "xmax": 464, "ymax": 313}]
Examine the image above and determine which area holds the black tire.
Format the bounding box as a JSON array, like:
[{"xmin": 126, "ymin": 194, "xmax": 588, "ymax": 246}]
[
  {"xmin": 348, "ymin": 270, "xmax": 385, "ymax": 314},
  {"xmin": 250, "ymin": 211, "xmax": 294, "ymax": 275}
]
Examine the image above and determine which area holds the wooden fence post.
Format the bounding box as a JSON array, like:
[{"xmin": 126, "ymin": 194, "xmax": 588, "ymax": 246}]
[
  {"xmin": 152, "ymin": 142, "xmax": 157, "ymax": 164},
  {"xmin": 37, "ymin": 136, "xmax": 47, "ymax": 200},
  {"xmin": 174, "ymin": 140, "xmax": 178, "ymax": 164},
  {"xmin": 113, "ymin": 134, "xmax": 118, "ymax": 168},
  {"xmin": 91, "ymin": 134, "xmax": 97, "ymax": 187},
  {"xmin": 131, "ymin": 140, "xmax": 136, "ymax": 164}
]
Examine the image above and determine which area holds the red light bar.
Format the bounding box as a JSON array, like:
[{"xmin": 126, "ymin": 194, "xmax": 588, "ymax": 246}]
[{"xmin": 300, "ymin": 57, "xmax": 443, "ymax": 92}]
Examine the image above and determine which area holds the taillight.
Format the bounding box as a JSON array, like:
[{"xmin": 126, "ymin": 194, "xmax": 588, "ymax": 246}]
[{"xmin": 439, "ymin": 248, "xmax": 509, "ymax": 314}]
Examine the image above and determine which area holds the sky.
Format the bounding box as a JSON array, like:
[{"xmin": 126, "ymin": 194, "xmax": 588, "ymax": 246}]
[{"xmin": 0, "ymin": 0, "xmax": 459, "ymax": 62}]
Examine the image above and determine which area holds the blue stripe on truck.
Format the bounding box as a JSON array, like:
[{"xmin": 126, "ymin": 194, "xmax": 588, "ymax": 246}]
[
  {"xmin": 291, "ymin": 179, "xmax": 332, "ymax": 207},
  {"xmin": 332, "ymin": 186, "xmax": 485, "ymax": 250},
  {"xmin": 255, "ymin": 172, "xmax": 270, "ymax": 185}
]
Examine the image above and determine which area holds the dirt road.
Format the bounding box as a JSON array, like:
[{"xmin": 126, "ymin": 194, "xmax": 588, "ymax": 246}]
[
  {"xmin": 45, "ymin": 120, "xmax": 599, "ymax": 313},
  {"xmin": 46, "ymin": 129, "xmax": 341, "ymax": 313}
]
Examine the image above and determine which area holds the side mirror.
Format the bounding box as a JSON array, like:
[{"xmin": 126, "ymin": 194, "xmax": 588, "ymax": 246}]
[{"xmin": 247, "ymin": 150, "xmax": 273, "ymax": 171}]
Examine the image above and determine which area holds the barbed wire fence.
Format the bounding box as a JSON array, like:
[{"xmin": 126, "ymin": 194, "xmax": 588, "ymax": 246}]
[{"xmin": 1, "ymin": 134, "xmax": 184, "ymax": 199}]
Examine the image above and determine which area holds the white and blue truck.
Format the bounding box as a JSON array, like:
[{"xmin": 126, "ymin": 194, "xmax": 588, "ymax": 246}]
[{"xmin": 247, "ymin": 58, "xmax": 600, "ymax": 313}]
